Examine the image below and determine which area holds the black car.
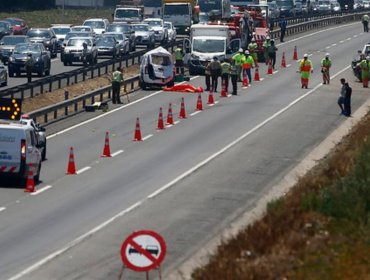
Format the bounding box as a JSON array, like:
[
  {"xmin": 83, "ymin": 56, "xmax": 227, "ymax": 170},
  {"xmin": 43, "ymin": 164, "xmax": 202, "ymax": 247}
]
[
  {"xmin": 0, "ymin": 35, "xmax": 30, "ymax": 64},
  {"xmin": 106, "ymin": 23, "xmax": 136, "ymax": 52},
  {"xmin": 95, "ymin": 35, "xmax": 119, "ymax": 58},
  {"xmin": 8, "ymin": 43, "xmax": 51, "ymax": 77},
  {"xmin": 26, "ymin": 28, "xmax": 58, "ymax": 58},
  {"xmin": 0, "ymin": 21, "xmax": 13, "ymax": 40}
]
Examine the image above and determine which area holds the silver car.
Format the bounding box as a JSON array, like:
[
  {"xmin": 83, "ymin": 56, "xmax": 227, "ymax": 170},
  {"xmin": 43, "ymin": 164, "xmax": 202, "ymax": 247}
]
[
  {"xmin": 104, "ymin": 32, "xmax": 130, "ymax": 56},
  {"xmin": 131, "ymin": 23, "xmax": 155, "ymax": 48},
  {"xmin": 0, "ymin": 63, "xmax": 7, "ymax": 87}
]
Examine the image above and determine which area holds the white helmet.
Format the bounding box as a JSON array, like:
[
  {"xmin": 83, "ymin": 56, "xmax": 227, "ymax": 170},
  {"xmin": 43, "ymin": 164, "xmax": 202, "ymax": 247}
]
[
  {"xmin": 238, "ymin": 48, "xmax": 243, "ymax": 53},
  {"xmin": 303, "ymin": 53, "xmax": 308, "ymax": 58},
  {"xmin": 325, "ymin": 53, "xmax": 330, "ymax": 57},
  {"xmin": 245, "ymin": 50, "xmax": 250, "ymax": 55}
]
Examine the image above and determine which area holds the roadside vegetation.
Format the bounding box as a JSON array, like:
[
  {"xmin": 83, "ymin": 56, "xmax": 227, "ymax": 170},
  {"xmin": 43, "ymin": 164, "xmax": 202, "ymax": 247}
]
[
  {"xmin": 0, "ymin": 8, "xmax": 114, "ymax": 28},
  {"xmin": 192, "ymin": 114, "xmax": 370, "ymax": 279}
]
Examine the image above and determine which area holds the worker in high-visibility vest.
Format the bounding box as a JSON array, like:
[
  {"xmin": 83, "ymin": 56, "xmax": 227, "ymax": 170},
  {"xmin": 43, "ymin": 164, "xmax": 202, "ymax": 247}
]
[
  {"xmin": 360, "ymin": 56, "xmax": 370, "ymax": 88},
  {"xmin": 248, "ymin": 38, "xmax": 258, "ymax": 65},
  {"xmin": 204, "ymin": 60, "xmax": 211, "ymax": 91},
  {"xmin": 321, "ymin": 53, "xmax": 332, "ymax": 85},
  {"xmin": 111, "ymin": 66, "xmax": 123, "ymax": 104},
  {"xmin": 263, "ymin": 36, "xmax": 272, "ymax": 65},
  {"xmin": 298, "ymin": 53, "xmax": 313, "ymax": 89},
  {"xmin": 232, "ymin": 48, "xmax": 245, "ymax": 82},
  {"xmin": 221, "ymin": 58, "xmax": 231, "ymax": 93},
  {"xmin": 242, "ymin": 50, "xmax": 255, "ymax": 84},
  {"xmin": 175, "ymin": 47, "xmax": 184, "ymax": 75},
  {"xmin": 362, "ymin": 14, "xmax": 369, "ymax": 32}
]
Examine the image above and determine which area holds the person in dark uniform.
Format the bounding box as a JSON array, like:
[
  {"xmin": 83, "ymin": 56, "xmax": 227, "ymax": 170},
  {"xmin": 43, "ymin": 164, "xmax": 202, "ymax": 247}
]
[{"xmin": 25, "ymin": 53, "xmax": 34, "ymax": 83}]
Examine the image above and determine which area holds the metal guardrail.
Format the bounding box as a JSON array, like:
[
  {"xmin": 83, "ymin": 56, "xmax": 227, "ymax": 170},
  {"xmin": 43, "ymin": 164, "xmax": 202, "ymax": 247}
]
[
  {"xmin": 28, "ymin": 11, "xmax": 367, "ymax": 124},
  {"xmin": 0, "ymin": 40, "xmax": 179, "ymax": 100}
]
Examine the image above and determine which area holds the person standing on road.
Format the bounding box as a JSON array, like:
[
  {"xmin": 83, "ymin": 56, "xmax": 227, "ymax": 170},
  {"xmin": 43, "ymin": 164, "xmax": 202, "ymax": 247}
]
[
  {"xmin": 298, "ymin": 54, "xmax": 313, "ymax": 89},
  {"xmin": 230, "ymin": 58, "xmax": 238, "ymax": 95},
  {"xmin": 267, "ymin": 39, "xmax": 278, "ymax": 69},
  {"xmin": 232, "ymin": 48, "xmax": 244, "ymax": 82},
  {"xmin": 278, "ymin": 15, "xmax": 287, "ymax": 42},
  {"xmin": 362, "ymin": 14, "xmax": 369, "ymax": 32},
  {"xmin": 175, "ymin": 47, "xmax": 184, "ymax": 75},
  {"xmin": 360, "ymin": 56, "xmax": 370, "ymax": 88},
  {"xmin": 263, "ymin": 36, "xmax": 272, "ymax": 65},
  {"xmin": 321, "ymin": 53, "xmax": 332, "ymax": 84},
  {"xmin": 204, "ymin": 60, "xmax": 211, "ymax": 91},
  {"xmin": 248, "ymin": 38, "xmax": 258, "ymax": 66},
  {"xmin": 221, "ymin": 58, "xmax": 231, "ymax": 93},
  {"xmin": 111, "ymin": 67, "xmax": 123, "ymax": 104},
  {"xmin": 344, "ymin": 82, "xmax": 352, "ymax": 117},
  {"xmin": 210, "ymin": 56, "xmax": 221, "ymax": 92},
  {"xmin": 242, "ymin": 50, "xmax": 255, "ymax": 84},
  {"xmin": 25, "ymin": 53, "xmax": 34, "ymax": 83},
  {"xmin": 338, "ymin": 78, "xmax": 346, "ymax": 115}
]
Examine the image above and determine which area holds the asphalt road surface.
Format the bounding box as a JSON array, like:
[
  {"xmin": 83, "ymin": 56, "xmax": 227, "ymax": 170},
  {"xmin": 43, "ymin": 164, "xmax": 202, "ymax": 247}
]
[{"xmin": 0, "ymin": 22, "xmax": 369, "ymax": 280}]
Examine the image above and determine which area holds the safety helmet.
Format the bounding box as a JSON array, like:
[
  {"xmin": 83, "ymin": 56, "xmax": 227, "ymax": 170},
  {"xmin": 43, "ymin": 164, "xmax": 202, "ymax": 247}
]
[
  {"xmin": 266, "ymin": 36, "xmax": 270, "ymax": 40},
  {"xmin": 325, "ymin": 53, "xmax": 330, "ymax": 57},
  {"xmin": 245, "ymin": 50, "xmax": 250, "ymax": 55},
  {"xmin": 303, "ymin": 53, "xmax": 308, "ymax": 58},
  {"xmin": 251, "ymin": 37, "xmax": 256, "ymax": 42},
  {"xmin": 238, "ymin": 48, "xmax": 243, "ymax": 53}
]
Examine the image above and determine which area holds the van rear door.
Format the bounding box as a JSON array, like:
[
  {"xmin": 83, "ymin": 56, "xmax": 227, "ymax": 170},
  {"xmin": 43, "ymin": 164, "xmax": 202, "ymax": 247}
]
[{"xmin": 0, "ymin": 128, "xmax": 22, "ymax": 174}]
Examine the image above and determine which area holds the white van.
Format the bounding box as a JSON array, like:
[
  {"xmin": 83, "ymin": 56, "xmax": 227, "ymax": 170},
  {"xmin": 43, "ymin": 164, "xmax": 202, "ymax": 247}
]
[
  {"xmin": 0, "ymin": 121, "xmax": 42, "ymax": 182},
  {"xmin": 83, "ymin": 18, "xmax": 110, "ymax": 34}
]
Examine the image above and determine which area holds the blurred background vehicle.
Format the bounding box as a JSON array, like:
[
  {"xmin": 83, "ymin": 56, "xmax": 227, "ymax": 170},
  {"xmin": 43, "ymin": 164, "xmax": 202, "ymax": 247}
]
[
  {"xmin": 0, "ymin": 62, "xmax": 7, "ymax": 87},
  {"xmin": 0, "ymin": 21, "xmax": 13, "ymax": 40},
  {"xmin": 83, "ymin": 18, "xmax": 109, "ymax": 34},
  {"xmin": 0, "ymin": 35, "xmax": 30, "ymax": 64},
  {"xmin": 95, "ymin": 34, "xmax": 119, "ymax": 58},
  {"xmin": 131, "ymin": 23, "xmax": 155, "ymax": 48},
  {"xmin": 104, "ymin": 32, "xmax": 130, "ymax": 55},
  {"xmin": 26, "ymin": 28, "xmax": 58, "ymax": 58},
  {"xmin": 50, "ymin": 24, "xmax": 72, "ymax": 52},
  {"xmin": 3, "ymin": 18, "xmax": 28, "ymax": 35},
  {"xmin": 164, "ymin": 21, "xmax": 177, "ymax": 41},
  {"xmin": 106, "ymin": 22, "xmax": 136, "ymax": 51}
]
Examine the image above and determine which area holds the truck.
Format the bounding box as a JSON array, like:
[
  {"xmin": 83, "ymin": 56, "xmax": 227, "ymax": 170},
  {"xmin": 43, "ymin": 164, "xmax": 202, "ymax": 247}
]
[
  {"xmin": 184, "ymin": 24, "xmax": 241, "ymax": 71},
  {"xmin": 114, "ymin": 5, "xmax": 144, "ymax": 23},
  {"xmin": 163, "ymin": 0, "xmax": 198, "ymax": 34},
  {"xmin": 197, "ymin": 0, "xmax": 232, "ymax": 19},
  {"xmin": 143, "ymin": 0, "xmax": 162, "ymax": 18}
]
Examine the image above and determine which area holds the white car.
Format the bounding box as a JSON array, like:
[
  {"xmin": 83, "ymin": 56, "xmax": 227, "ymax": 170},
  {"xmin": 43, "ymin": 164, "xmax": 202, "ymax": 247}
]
[
  {"xmin": 131, "ymin": 23, "xmax": 155, "ymax": 48},
  {"xmin": 164, "ymin": 21, "xmax": 176, "ymax": 41},
  {"xmin": 51, "ymin": 24, "xmax": 72, "ymax": 51},
  {"xmin": 143, "ymin": 18, "xmax": 168, "ymax": 43},
  {"xmin": 83, "ymin": 18, "xmax": 109, "ymax": 34}
]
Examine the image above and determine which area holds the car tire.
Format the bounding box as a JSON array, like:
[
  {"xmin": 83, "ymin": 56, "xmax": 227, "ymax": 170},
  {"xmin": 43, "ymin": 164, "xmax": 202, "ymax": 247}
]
[
  {"xmin": 9, "ymin": 70, "xmax": 14, "ymax": 77},
  {"xmin": 139, "ymin": 79, "xmax": 147, "ymax": 90},
  {"xmin": 38, "ymin": 66, "xmax": 44, "ymax": 77},
  {"xmin": 45, "ymin": 63, "xmax": 50, "ymax": 76}
]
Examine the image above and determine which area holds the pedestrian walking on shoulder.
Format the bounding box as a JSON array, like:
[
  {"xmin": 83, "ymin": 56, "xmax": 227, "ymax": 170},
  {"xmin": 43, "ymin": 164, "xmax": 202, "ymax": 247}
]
[
  {"xmin": 344, "ymin": 82, "xmax": 352, "ymax": 117},
  {"xmin": 267, "ymin": 39, "xmax": 278, "ymax": 69},
  {"xmin": 298, "ymin": 54, "xmax": 313, "ymax": 89},
  {"xmin": 360, "ymin": 56, "xmax": 370, "ymax": 87},
  {"xmin": 111, "ymin": 67, "xmax": 123, "ymax": 104},
  {"xmin": 321, "ymin": 53, "xmax": 332, "ymax": 84},
  {"xmin": 204, "ymin": 60, "xmax": 211, "ymax": 91},
  {"xmin": 230, "ymin": 59, "xmax": 238, "ymax": 95},
  {"xmin": 210, "ymin": 56, "xmax": 221, "ymax": 92},
  {"xmin": 25, "ymin": 53, "xmax": 34, "ymax": 83},
  {"xmin": 362, "ymin": 14, "xmax": 369, "ymax": 32},
  {"xmin": 338, "ymin": 78, "xmax": 346, "ymax": 115},
  {"xmin": 221, "ymin": 58, "xmax": 231, "ymax": 93},
  {"xmin": 279, "ymin": 15, "xmax": 287, "ymax": 42}
]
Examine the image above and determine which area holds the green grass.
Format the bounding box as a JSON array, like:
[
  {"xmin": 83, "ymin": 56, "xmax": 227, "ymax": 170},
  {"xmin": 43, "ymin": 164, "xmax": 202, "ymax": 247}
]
[{"xmin": 0, "ymin": 8, "xmax": 115, "ymax": 28}]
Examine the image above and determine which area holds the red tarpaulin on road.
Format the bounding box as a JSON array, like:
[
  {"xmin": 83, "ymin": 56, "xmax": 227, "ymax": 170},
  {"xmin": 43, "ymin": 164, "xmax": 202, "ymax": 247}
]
[{"xmin": 163, "ymin": 84, "xmax": 204, "ymax": 93}]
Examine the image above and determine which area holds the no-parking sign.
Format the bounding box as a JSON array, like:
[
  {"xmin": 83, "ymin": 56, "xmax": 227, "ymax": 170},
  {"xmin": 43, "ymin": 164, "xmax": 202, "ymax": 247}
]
[{"xmin": 120, "ymin": 230, "xmax": 166, "ymax": 272}]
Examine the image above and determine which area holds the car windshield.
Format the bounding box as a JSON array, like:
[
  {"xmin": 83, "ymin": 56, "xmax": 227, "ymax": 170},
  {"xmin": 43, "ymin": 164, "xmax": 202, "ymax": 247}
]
[
  {"xmin": 65, "ymin": 32, "xmax": 90, "ymax": 40},
  {"xmin": 52, "ymin": 27, "xmax": 71, "ymax": 34},
  {"xmin": 0, "ymin": 36, "xmax": 27, "ymax": 45},
  {"xmin": 143, "ymin": 0, "xmax": 161, "ymax": 7},
  {"xmin": 110, "ymin": 34, "xmax": 125, "ymax": 41},
  {"xmin": 115, "ymin": 9, "xmax": 139, "ymax": 18},
  {"xmin": 144, "ymin": 20, "xmax": 162, "ymax": 27},
  {"xmin": 27, "ymin": 30, "xmax": 51, "ymax": 38},
  {"xmin": 197, "ymin": 0, "xmax": 221, "ymax": 12},
  {"xmin": 96, "ymin": 37, "xmax": 115, "ymax": 46},
  {"xmin": 14, "ymin": 44, "xmax": 41, "ymax": 54},
  {"xmin": 132, "ymin": 25, "xmax": 149, "ymax": 31},
  {"xmin": 107, "ymin": 24, "xmax": 130, "ymax": 33},
  {"xmin": 71, "ymin": 26, "xmax": 91, "ymax": 32},
  {"xmin": 84, "ymin": 21, "xmax": 105, "ymax": 29},
  {"xmin": 0, "ymin": 22, "xmax": 9, "ymax": 29},
  {"xmin": 193, "ymin": 39, "xmax": 225, "ymax": 53},
  {"xmin": 5, "ymin": 18, "xmax": 23, "ymax": 26},
  {"xmin": 151, "ymin": 55, "xmax": 171, "ymax": 66},
  {"xmin": 164, "ymin": 23, "xmax": 172, "ymax": 29},
  {"xmin": 67, "ymin": 39, "xmax": 92, "ymax": 47},
  {"xmin": 163, "ymin": 4, "xmax": 189, "ymax": 14}
]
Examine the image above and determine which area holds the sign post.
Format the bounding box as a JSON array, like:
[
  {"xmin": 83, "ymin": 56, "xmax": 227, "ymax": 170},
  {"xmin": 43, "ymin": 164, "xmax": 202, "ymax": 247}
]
[{"xmin": 120, "ymin": 230, "xmax": 166, "ymax": 279}]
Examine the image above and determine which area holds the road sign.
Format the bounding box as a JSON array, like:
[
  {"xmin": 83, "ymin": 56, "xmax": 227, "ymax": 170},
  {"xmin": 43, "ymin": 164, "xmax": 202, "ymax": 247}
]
[
  {"xmin": 121, "ymin": 230, "xmax": 166, "ymax": 272},
  {"xmin": 0, "ymin": 98, "xmax": 22, "ymax": 120}
]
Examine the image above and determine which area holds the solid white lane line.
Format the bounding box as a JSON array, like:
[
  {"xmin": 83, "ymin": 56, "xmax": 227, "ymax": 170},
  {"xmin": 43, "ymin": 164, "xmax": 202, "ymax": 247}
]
[
  {"xmin": 340, "ymin": 40, "xmax": 344, "ymax": 43},
  {"xmin": 190, "ymin": 111, "xmax": 201, "ymax": 116},
  {"xmin": 111, "ymin": 150, "xmax": 124, "ymax": 157},
  {"xmin": 30, "ymin": 185, "xmax": 53, "ymax": 196},
  {"xmin": 346, "ymin": 37, "xmax": 351, "ymax": 41},
  {"xmin": 142, "ymin": 134, "xmax": 153, "ymax": 141},
  {"xmin": 286, "ymin": 64, "xmax": 291, "ymax": 67},
  {"xmin": 354, "ymin": 35, "xmax": 358, "ymax": 38},
  {"xmin": 6, "ymin": 201, "xmax": 143, "ymax": 280},
  {"xmin": 8, "ymin": 65, "xmax": 352, "ymax": 280},
  {"xmin": 0, "ymin": 207, "xmax": 6, "ymax": 213},
  {"xmin": 273, "ymin": 70, "xmax": 279, "ymax": 74},
  {"xmin": 208, "ymin": 104, "xmax": 215, "ymax": 107},
  {"xmin": 214, "ymin": 100, "xmax": 220, "ymax": 104},
  {"xmin": 174, "ymin": 120, "xmax": 180, "ymax": 125},
  {"xmin": 325, "ymin": 46, "xmax": 330, "ymax": 49},
  {"xmin": 331, "ymin": 43, "xmax": 337, "ymax": 46},
  {"xmin": 76, "ymin": 166, "xmax": 91, "ymax": 175}
]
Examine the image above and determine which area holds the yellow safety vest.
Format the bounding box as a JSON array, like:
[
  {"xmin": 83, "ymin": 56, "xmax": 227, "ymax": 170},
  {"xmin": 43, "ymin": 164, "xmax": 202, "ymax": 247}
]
[{"xmin": 112, "ymin": 70, "xmax": 123, "ymax": 82}]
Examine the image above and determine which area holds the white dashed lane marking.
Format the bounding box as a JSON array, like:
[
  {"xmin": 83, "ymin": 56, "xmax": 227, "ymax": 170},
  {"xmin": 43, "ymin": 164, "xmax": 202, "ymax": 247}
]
[
  {"xmin": 142, "ymin": 134, "xmax": 153, "ymax": 141},
  {"xmin": 190, "ymin": 111, "xmax": 201, "ymax": 116},
  {"xmin": 0, "ymin": 207, "xmax": 6, "ymax": 213},
  {"xmin": 30, "ymin": 185, "xmax": 53, "ymax": 196},
  {"xmin": 76, "ymin": 166, "xmax": 91, "ymax": 175},
  {"xmin": 111, "ymin": 150, "xmax": 124, "ymax": 157}
]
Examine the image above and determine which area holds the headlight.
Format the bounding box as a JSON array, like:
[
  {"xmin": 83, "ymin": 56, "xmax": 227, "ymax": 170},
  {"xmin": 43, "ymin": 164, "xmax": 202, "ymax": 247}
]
[{"xmin": 46, "ymin": 41, "xmax": 50, "ymax": 44}]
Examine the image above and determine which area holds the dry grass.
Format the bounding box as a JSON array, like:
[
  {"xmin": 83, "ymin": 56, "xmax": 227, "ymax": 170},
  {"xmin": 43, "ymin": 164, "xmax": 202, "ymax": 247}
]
[{"xmin": 192, "ymin": 114, "xmax": 370, "ymax": 280}]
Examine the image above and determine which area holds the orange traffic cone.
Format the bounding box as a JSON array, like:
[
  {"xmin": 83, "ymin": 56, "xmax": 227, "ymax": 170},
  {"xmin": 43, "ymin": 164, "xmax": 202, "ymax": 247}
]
[
  {"xmin": 101, "ymin": 131, "xmax": 111, "ymax": 157},
  {"xmin": 157, "ymin": 107, "xmax": 165, "ymax": 130},
  {"xmin": 133, "ymin": 117, "xmax": 142, "ymax": 141},
  {"xmin": 220, "ymin": 79, "xmax": 227, "ymax": 97},
  {"xmin": 207, "ymin": 86, "xmax": 215, "ymax": 104},
  {"xmin": 196, "ymin": 93, "xmax": 203, "ymax": 111},
  {"xmin": 267, "ymin": 61, "xmax": 273, "ymax": 75},
  {"xmin": 242, "ymin": 71, "xmax": 249, "ymax": 87},
  {"xmin": 66, "ymin": 147, "xmax": 77, "ymax": 175},
  {"xmin": 293, "ymin": 46, "xmax": 298, "ymax": 60},
  {"xmin": 24, "ymin": 163, "xmax": 35, "ymax": 193},
  {"xmin": 179, "ymin": 97, "xmax": 186, "ymax": 119},
  {"xmin": 281, "ymin": 52, "xmax": 287, "ymax": 68},
  {"xmin": 166, "ymin": 103, "xmax": 174, "ymax": 125},
  {"xmin": 254, "ymin": 67, "xmax": 260, "ymax": 81}
]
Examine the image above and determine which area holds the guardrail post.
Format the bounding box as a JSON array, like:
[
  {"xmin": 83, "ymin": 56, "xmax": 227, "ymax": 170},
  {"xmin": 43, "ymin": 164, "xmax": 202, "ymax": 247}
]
[
  {"xmin": 105, "ymin": 64, "xmax": 108, "ymax": 74},
  {"xmin": 74, "ymin": 73, "xmax": 78, "ymax": 84},
  {"xmin": 39, "ymin": 82, "xmax": 44, "ymax": 94},
  {"xmin": 54, "ymin": 110, "xmax": 57, "ymax": 120},
  {"xmin": 64, "ymin": 90, "xmax": 69, "ymax": 116},
  {"xmin": 74, "ymin": 101, "xmax": 78, "ymax": 112},
  {"xmin": 125, "ymin": 57, "xmax": 129, "ymax": 67},
  {"xmin": 67, "ymin": 75, "xmax": 70, "ymax": 86},
  {"xmin": 91, "ymin": 68, "xmax": 94, "ymax": 79},
  {"xmin": 49, "ymin": 79, "xmax": 53, "ymax": 92},
  {"xmin": 83, "ymin": 69, "xmax": 86, "ymax": 81},
  {"xmin": 98, "ymin": 66, "xmax": 101, "ymax": 77},
  {"xmin": 44, "ymin": 113, "xmax": 48, "ymax": 123}
]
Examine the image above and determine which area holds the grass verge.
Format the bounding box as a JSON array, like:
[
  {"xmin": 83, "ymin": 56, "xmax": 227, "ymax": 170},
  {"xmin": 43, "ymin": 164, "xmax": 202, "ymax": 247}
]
[{"xmin": 192, "ymin": 113, "xmax": 370, "ymax": 279}]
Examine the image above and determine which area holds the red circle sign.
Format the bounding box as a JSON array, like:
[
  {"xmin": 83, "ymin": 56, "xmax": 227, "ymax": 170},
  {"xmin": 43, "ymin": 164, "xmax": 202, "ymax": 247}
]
[{"xmin": 120, "ymin": 230, "xmax": 166, "ymax": 272}]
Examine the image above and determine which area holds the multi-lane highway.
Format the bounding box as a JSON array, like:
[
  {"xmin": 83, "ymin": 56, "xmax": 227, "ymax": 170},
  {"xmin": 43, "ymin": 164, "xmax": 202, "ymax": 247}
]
[{"xmin": 0, "ymin": 22, "xmax": 369, "ymax": 280}]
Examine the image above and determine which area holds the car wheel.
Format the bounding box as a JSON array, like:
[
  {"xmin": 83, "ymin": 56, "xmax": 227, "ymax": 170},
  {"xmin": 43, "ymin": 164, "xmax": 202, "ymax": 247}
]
[
  {"xmin": 139, "ymin": 79, "xmax": 147, "ymax": 90},
  {"xmin": 45, "ymin": 63, "xmax": 51, "ymax": 76},
  {"xmin": 16, "ymin": 71, "xmax": 21, "ymax": 77},
  {"xmin": 94, "ymin": 55, "xmax": 98, "ymax": 64},
  {"xmin": 132, "ymin": 42, "xmax": 136, "ymax": 51},
  {"xmin": 38, "ymin": 66, "xmax": 44, "ymax": 77},
  {"xmin": 9, "ymin": 70, "xmax": 14, "ymax": 77}
]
